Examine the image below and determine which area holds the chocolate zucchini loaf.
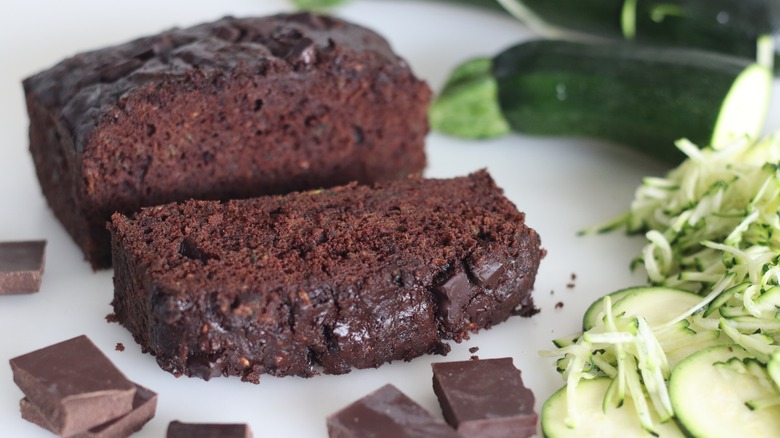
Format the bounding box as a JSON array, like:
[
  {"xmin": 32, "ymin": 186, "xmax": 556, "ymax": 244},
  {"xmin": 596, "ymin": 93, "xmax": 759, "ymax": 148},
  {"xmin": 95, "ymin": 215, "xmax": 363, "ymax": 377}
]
[
  {"xmin": 109, "ymin": 170, "xmax": 543, "ymax": 382},
  {"xmin": 25, "ymin": 13, "xmax": 430, "ymax": 269}
]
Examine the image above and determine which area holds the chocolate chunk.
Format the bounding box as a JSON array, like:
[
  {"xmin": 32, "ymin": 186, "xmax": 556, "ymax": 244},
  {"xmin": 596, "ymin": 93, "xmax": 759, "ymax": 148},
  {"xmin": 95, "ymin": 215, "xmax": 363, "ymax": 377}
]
[
  {"xmin": 285, "ymin": 37, "xmax": 317, "ymax": 64},
  {"xmin": 432, "ymin": 268, "xmax": 472, "ymax": 331},
  {"xmin": 327, "ymin": 384, "xmax": 460, "ymax": 438},
  {"xmin": 20, "ymin": 383, "xmax": 157, "ymax": 438},
  {"xmin": 9, "ymin": 335, "xmax": 136, "ymax": 436},
  {"xmin": 432, "ymin": 358, "xmax": 537, "ymax": 438},
  {"xmin": 467, "ymin": 254, "xmax": 506, "ymax": 289},
  {"xmin": 0, "ymin": 240, "xmax": 46, "ymax": 294},
  {"xmin": 166, "ymin": 420, "xmax": 253, "ymax": 438}
]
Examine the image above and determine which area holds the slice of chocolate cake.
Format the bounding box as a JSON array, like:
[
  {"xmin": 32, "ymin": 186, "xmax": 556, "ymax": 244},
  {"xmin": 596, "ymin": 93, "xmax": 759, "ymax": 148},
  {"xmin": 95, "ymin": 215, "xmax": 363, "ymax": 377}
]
[
  {"xmin": 109, "ymin": 170, "xmax": 543, "ymax": 382},
  {"xmin": 25, "ymin": 12, "xmax": 430, "ymax": 269}
]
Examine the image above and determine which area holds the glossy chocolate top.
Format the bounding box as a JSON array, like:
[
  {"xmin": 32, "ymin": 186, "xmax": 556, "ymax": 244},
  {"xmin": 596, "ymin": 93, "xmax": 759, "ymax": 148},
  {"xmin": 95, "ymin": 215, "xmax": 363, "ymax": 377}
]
[{"xmin": 23, "ymin": 13, "xmax": 401, "ymax": 152}]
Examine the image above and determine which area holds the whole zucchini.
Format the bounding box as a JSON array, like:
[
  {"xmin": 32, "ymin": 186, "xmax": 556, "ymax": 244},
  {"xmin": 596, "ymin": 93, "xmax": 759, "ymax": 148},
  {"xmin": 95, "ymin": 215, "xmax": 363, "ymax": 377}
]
[
  {"xmin": 450, "ymin": 0, "xmax": 780, "ymax": 71},
  {"xmin": 508, "ymin": 0, "xmax": 780, "ymax": 69},
  {"xmin": 292, "ymin": 0, "xmax": 780, "ymax": 71},
  {"xmin": 429, "ymin": 39, "xmax": 772, "ymax": 163}
]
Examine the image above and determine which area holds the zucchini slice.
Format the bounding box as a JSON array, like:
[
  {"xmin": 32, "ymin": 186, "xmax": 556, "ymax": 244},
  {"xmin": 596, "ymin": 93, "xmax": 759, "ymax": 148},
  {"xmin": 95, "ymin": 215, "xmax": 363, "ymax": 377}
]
[
  {"xmin": 663, "ymin": 329, "xmax": 724, "ymax": 368},
  {"xmin": 582, "ymin": 287, "xmax": 641, "ymax": 331},
  {"xmin": 711, "ymin": 64, "xmax": 775, "ymax": 148},
  {"xmin": 669, "ymin": 344, "xmax": 780, "ymax": 437},
  {"xmin": 542, "ymin": 377, "xmax": 684, "ymax": 437},
  {"xmin": 584, "ymin": 286, "xmax": 702, "ymax": 330},
  {"xmin": 611, "ymin": 287, "xmax": 703, "ymax": 327}
]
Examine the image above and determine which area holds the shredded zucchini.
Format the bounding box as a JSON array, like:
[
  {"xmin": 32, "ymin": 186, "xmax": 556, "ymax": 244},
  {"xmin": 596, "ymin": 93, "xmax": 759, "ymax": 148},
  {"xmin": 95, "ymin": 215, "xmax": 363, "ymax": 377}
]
[
  {"xmin": 629, "ymin": 136, "xmax": 780, "ymax": 296},
  {"xmin": 546, "ymin": 135, "xmax": 780, "ymax": 431}
]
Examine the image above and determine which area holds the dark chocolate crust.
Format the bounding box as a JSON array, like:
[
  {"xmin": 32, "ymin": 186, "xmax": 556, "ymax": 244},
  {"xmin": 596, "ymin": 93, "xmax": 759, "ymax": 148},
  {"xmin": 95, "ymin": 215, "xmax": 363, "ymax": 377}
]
[
  {"xmin": 25, "ymin": 13, "xmax": 430, "ymax": 268},
  {"xmin": 109, "ymin": 171, "xmax": 542, "ymax": 382}
]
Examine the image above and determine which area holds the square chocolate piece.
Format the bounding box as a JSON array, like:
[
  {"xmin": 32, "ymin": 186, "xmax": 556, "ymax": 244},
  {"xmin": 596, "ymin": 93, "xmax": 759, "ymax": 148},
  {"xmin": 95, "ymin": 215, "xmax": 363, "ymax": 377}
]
[
  {"xmin": 21, "ymin": 383, "xmax": 157, "ymax": 438},
  {"xmin": 9, "ymin": 335, "xmax": 136, "ymax": 436},
  {"xmin": 327, "ymin": 384, "xmax": 460, "ymax": 438},
  {"xmin": 432, "ymin": 357, "xmax": 537, "ymax": 438},
  {"xmin": 167, "ymin": 420, "xmax": 253, "ymax": 437},
  {"xmin": 0, "ymin": 240, "xmax": 46, "ymax": 294}
]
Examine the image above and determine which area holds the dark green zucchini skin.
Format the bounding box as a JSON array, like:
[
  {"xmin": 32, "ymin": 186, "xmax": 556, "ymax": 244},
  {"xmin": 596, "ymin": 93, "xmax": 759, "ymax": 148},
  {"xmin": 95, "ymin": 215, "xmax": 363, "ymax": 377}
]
[
  {"xmin": 437, "ymin": 0, "xmax": 780, "ymax": 71},
  {"xmin": 493, "ymin": 40, "xmax": 758, "ymax": 163},
  {"xmin": 433, "ymin": 0, "xmax": 507, "ymax": 13},
  {"xmin": 631, "ymin": 0, "xmax": 779, "ymax": 63},
  {"xmin": 514, "ymin": 0, "xmax": 624, "ymax": 38}
]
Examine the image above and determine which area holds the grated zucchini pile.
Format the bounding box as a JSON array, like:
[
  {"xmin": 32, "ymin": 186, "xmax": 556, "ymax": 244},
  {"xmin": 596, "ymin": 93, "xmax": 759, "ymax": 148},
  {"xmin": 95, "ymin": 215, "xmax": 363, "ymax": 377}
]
[{"xmin": 544, "ymin": 136, "xmax": 780, "ymax": 435}]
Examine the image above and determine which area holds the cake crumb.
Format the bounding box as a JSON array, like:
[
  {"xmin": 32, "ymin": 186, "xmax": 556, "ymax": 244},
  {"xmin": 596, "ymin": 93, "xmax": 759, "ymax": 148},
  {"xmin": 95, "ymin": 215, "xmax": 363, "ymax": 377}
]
[
  {"xmin": 555, "ymin": 302, "xmax": 564, "ymax": 309},
  {"xmin": 105, "ymin": 313, "xmax": 118, "ymax": 323},
  {"xmin": 550, "ymin": 290, "xmax": 554, "ymax": 295},
  {"xmin": 469, "ymin": 355, "xmax": 479, "ymax": 361},
  {"xmin": 468, "ymin": 346, "xmax": 479, "ymax": 354},
  {"xmin": 115, "ymin": 343, "xmax": 125, "ymax": 352},
  {"xmin": 566, "ymin": 272, "xmax": 577, "ymax": 289}
]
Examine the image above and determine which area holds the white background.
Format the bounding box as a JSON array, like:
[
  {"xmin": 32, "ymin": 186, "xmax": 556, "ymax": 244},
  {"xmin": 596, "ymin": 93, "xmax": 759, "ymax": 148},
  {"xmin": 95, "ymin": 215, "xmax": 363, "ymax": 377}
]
[{"xmin": 1, "ymin": 1, "xmax": 778, "ymax": 436}]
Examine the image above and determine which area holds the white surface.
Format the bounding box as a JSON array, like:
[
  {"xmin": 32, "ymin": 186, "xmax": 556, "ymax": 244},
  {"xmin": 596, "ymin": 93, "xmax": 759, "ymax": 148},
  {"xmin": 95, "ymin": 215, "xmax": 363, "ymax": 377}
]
[{"xmin": 1, "ymin": 1, "xmax": 778, "ymax": 437}]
